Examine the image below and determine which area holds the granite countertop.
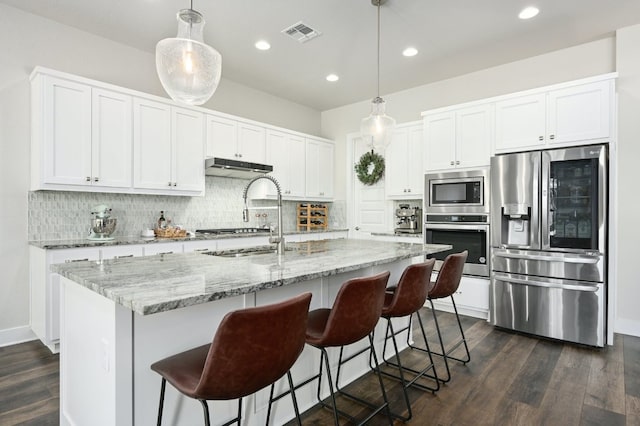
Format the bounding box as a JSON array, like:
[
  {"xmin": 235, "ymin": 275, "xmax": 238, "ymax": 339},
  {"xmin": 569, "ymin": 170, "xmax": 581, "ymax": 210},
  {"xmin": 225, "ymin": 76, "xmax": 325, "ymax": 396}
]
[
  {"xmin": 52, "ymin": 239, "xmax": 451, "ymax": 316},
  {"xmin": 29, "ymin": 228, "xmax": 350, "ymax": 250}
]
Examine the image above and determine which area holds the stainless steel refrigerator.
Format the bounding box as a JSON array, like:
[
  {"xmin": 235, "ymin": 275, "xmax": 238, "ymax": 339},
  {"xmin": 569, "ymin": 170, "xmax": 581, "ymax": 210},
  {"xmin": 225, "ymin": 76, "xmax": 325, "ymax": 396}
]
[{"xmin": 490, "ymin": 144, "xmax": 607, "ymax": 347}]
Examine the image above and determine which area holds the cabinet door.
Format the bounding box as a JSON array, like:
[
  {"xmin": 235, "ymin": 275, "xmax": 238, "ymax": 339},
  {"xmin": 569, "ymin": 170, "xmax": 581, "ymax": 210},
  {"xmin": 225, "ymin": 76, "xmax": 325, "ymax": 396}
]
[
  {"xmin": 265, "ymin": 130, "xmax": 289, "ymax": 197},
  {"xmin": 205, "ymin": 114, "xmax": 237, "ymax": 159},
  {"xmin": 495, "ymin": 93, "xmax": 546, "ymax": 152},
  {"xmin": 306, "ymin": 139, "xmax": 334, "ymax": 199},
  {"xmin": 424, "ymin": 112, "xmax": 456, "ymax": 171},
  {"xmin": 42, "ymin": 76, "xmax": 92, "ymax": 186},
  {"xmin": 406, "ymin": 125, "xmax": 424, "ymax": 195},
  {"xmin": 91, "ymin": 89, "xmax": 132, "ymax": 188},
  {"xmin": 317, "ymin": 141, "xmax": 334, "ymax": 199},
  {"xmin": 547, "ymin": 80, "xmax": 611, "ymax": 145},
  {"xmin": 172, "ymin": 107, "xmax": 205, "ymax": 193},
  {"xmin": 456, "ymin": 104, "xmax": 492, "ymax": 168},
  {"xmin": 237, "ymin": 122, "xmax": 266, "ymax": 164},
  {"xmin": 385, "ymin": 128, "xmax": 409, "ymax": 197},
  {"xmin": 133, "ymin": 98, "xmax": 172, "ymax": 190},
  {"xmin": 287, "ymin": 135, "xmax": 306, "ymax": 197}
]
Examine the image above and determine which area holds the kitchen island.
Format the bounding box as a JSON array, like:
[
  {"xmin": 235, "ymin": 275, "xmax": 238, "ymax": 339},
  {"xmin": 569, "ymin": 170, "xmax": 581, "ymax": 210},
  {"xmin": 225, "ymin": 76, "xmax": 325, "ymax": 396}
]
[{"xmin": 53, "ymin": 239, "xmax": 451, "ymax": 426}]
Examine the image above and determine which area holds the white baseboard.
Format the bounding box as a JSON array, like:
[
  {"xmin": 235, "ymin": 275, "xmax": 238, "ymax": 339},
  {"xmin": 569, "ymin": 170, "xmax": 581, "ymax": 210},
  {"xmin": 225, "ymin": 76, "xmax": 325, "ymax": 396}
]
[
  {"xmin": 614, "ymin": 318, "xmax": 640, "ymax": 338},
  {"xmin": 0, "ymin": 326, "xmax": 36, "ymax": 348},
  {"xmin": 429, "ymin": 301, "xmax": 489, "ymax": 320}
]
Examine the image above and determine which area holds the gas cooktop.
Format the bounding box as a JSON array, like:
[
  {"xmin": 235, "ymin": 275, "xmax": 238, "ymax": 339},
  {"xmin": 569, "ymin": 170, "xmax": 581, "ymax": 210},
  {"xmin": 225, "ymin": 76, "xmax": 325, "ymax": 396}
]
[{"xmin": 195, "ymin": 227, "xmax": 270, "ymax": 235}]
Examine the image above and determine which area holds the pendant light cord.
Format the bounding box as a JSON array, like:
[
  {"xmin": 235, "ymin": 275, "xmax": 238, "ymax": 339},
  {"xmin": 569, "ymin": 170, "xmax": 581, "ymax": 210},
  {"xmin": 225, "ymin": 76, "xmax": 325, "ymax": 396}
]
[{"xmin": 376, "ymin": 1, "xmax": 381, "ymax": 98}]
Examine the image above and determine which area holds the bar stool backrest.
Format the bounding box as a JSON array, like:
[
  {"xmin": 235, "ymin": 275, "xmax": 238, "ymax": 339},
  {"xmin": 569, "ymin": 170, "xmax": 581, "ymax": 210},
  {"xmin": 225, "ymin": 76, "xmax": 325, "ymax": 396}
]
[
  {"xmin": 383, "ymin": 259, "xmax": 436, "ymax": 318},
  {"xmin": 429, "ymin": 251, "xmax": 468, "ymax": 300},
  {"xmin": 318, "ymin": 271, "xmax": 390, "ymax": 347},
  {"xmin": 195, "ymin": 292, "xmax": 312, "ymax": 399}
]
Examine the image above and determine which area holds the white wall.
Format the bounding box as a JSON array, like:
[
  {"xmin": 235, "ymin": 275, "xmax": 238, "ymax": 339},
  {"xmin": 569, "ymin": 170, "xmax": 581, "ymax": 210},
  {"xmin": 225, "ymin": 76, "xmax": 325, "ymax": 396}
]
[
  {"xmin": 0, "ymin": 4, "xmax": 322, "ymax": 346},
  {"xmin": 322, "ymin": 35, "xmax": 640, "ymax": 338},
  {"xmin": 613, "ymin": 24, "xmax": 640, "ymax": 336}
]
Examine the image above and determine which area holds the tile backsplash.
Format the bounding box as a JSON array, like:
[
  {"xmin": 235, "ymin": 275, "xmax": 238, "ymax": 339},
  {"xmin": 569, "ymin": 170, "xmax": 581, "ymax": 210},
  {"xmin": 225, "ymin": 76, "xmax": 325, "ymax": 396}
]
[{"xmin": 28, "ymin": 176, "xmax": 346, "ymax": 241}]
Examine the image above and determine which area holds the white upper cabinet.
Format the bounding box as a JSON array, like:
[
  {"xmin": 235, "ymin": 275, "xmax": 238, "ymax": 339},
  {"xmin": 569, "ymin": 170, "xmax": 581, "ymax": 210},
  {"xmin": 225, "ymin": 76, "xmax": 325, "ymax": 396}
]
[
  {"xmin": 205, "ymin": 114, "xmax": 237, "ymax": 159},
  {"xmin": 494, "ymin": 77, "xmax": 614, "ymax": 152},
  {"xmin": 494, "ymin": 93, "xmax": 546, "ymax": 152},
  {"xmin": 92, "ymin": 89, "xmax": 133, "ymax": 188},
  {"xmin": 547, "ymin": 80, "xmax": 612, "ymax": 145},
  {"xmin": 31, "ymin": 74, "xmax": 132, "ymax": 191},
  {"xmin": 133, "ymin": 98, "xmax": 204, "ymax": 195},
  {"xmin": 305, "ymin": 138, "xmax": 334, "ymax": 200},
  {"xmin": 385, "ymin": 123, "xmax": 423, "ymax": 199},
  {"xmin": 265, "ymin": 130, "xmax": 305, "ymax": 198},
  {"xmin": 205, "ymin": 114, "xmax": 266, "ymax": 164},
  {"xmin": 424, "ymin": 104, "xmax": 492, "ymax": 172}
]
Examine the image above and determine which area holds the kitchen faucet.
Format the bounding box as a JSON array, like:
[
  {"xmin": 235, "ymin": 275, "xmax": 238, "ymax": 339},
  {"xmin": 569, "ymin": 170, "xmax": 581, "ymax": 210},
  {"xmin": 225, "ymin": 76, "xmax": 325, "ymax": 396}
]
[{"xmin": 242, "ymin": 175, "xmax": 285, "ymax": 255}]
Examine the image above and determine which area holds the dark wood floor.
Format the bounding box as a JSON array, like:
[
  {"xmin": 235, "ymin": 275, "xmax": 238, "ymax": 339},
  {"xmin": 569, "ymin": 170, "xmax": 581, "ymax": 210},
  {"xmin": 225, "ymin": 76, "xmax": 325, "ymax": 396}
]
[{"xmin": 1, "ymin": 309, "xmax": 639, "ymax": 425}]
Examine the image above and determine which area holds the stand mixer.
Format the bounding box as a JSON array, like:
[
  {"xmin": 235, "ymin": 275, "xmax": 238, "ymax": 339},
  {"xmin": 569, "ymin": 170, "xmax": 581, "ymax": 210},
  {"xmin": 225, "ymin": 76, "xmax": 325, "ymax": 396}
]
[{"xmin": 88, "ymin": 205, "xmax": 117, "ymax": 240}]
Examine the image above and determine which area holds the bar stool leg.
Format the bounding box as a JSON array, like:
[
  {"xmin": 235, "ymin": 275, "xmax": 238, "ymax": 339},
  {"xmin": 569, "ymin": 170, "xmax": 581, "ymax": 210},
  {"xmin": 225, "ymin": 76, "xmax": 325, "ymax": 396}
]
[
  {"xmin": 451, "ymin": 296, "xmax": 471, "ymax": 363},
  {"xmin": 199, "ymin": 399, "xmax": 211, "ymax": 426},
  {"xmin": 333, "ymin": 334, "xmax": 393, "ymax": 426},
  {"xmin": 157, "ymin": 378, "xmax": 167, "ymax": 426}
]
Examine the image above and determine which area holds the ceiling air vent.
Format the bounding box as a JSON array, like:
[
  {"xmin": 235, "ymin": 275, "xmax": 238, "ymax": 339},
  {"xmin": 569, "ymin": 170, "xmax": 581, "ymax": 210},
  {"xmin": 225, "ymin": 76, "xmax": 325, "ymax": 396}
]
[{"xmin": 281, "ymin": 21, "xmax": 322, "ymax": 43}]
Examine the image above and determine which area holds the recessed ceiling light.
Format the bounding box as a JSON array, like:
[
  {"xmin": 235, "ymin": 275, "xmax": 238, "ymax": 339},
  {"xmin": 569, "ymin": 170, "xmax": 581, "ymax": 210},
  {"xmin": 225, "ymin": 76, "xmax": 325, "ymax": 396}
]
[
  {"xmin": 518, "ymin": 6, "xmax": 539, "ymax": 20},
  {"xmin": 402, "ymin": 47, "xmax": 418, "ymax": 57},
  {"xmin": 326, "ymin": 74, "xmax": 339, "ymax": 82},
  {"xmin": 255, "ymin": 40, "xmax": 271, "ymax": 50}
]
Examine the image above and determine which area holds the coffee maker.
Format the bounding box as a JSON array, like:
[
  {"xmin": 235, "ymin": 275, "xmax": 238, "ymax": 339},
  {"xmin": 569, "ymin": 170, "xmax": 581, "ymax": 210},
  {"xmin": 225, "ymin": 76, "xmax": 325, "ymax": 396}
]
[{"xmin": 394, "ymin": 204, "xmax": 422, "ymax": 234}]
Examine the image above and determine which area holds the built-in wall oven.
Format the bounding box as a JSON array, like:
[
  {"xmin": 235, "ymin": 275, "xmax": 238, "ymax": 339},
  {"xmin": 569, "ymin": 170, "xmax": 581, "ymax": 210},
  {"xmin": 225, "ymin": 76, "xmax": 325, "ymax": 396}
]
[{"xmin": 424, "ymin": 168, "xmax": 490, "ymax": 277}]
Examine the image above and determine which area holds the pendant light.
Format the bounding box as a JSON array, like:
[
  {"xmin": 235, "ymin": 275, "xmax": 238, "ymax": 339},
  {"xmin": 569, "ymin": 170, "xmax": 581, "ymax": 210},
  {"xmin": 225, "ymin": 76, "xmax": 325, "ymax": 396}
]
[
  {"xmin": 360, "ymin": 0, "xmax": 396, "ymax": 152},
  {"xmin": 156, "ymin": 0, "xmax": 222, "ymax": 106}
]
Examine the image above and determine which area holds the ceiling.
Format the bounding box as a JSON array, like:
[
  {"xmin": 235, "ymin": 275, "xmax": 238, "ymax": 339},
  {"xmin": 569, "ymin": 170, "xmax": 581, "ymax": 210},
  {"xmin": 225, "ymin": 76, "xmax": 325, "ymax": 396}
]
[{"xmin": 3, "ymin": 0, "xmax": 640, "ymax": 111}]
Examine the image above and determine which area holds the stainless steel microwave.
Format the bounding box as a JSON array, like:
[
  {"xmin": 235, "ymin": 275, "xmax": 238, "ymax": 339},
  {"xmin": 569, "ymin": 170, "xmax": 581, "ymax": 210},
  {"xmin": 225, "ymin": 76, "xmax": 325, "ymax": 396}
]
[{"xmin": 425, "ymin": 168, "xmax": 490, "ymax": 215}]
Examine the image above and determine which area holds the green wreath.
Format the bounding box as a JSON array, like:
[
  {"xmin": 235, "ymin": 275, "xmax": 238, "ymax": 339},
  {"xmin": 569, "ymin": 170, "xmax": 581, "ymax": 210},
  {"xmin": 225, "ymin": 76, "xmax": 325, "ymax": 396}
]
[{"xmin": 354, "ymin": 150, "xmax": 385, "ymax": 185}]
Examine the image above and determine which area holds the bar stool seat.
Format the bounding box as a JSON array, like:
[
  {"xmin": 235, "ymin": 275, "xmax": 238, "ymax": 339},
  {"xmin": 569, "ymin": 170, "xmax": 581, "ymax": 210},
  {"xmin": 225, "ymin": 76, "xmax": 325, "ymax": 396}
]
[
  {"xmin": 304, "ymin": 271, "xmax": 393, "ymax": 426},
  {"xmin": 151, "ymin": 292, "xmax": 312, "ymax": 426}
]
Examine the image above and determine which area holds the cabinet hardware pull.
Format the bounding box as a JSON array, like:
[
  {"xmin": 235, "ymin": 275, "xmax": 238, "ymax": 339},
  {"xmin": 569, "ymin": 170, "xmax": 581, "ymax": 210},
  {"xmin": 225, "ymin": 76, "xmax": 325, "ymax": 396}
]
[
  {"xmin": 65, "ymin": 258, "xmax": 89, "ymax": 263},
  {"xmin": 539, "ymin": 136, "xmax": 544, "ymax": 141},
  {"xmin": 193, "ymin": 248, "xmax": 210, "ymax": 252},
  {"xmin": 456, "ymin": 160, "xmax": 460, "ymax": 165},
  {"xmin": 450, "ymin": 161, "xmax": 454, "ymax": 165},
  {"xmin": 173, "ymin": 182, "xmax": 177, "ymax": 187},
  {"xmin": 86, "ymin": 177, "xmax": 91, "ymax": 182},
  {"xmin": 168, "ymin": 182, "xmax": 172, "ymax": 186},
  {"xmin": 115, "ymin": 254, "xmax": 134, "ymax": 258},
  {"xmin": 408, "ymin": 188, "xmax": 411, "ymax": 192},
  {"xmin": 355, "ymin": 226, "xmax": 360, "ymax": 230},
  {"xmin": 94, "ymin": 177, "xmax": 99, "ymax": 182},
  {"xmin": 158, "ymin": 251, "xmax": 173, "ymax": 255},
  {"xmin": 238, "ymin": 153, "xmax": 243, "ymax": 158},
  {"xmin": 549, "ymin": 134, "xmax": 555, "ymax": 140}
]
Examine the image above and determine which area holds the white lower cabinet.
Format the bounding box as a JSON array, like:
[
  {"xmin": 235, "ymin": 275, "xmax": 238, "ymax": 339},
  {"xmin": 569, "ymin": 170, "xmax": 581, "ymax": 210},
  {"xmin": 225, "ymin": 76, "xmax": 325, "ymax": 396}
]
[
  {"xmin": 30, "ymin": 246, "xmax": 101, "ymax": 352},
  {"xmin": 429, "ymin": 274, "xmax": 489, "ymax": 320}
]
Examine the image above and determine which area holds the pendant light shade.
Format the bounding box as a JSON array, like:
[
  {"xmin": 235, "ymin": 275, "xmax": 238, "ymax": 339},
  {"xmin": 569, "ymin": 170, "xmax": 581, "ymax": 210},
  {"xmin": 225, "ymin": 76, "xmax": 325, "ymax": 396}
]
[
  {"xmin": 156, "ymin": 7, "xmax": 222, "ymax": 106},
  {"xmin": 360, "ymin": 0, "xmax": 395, "ymax": 152}
]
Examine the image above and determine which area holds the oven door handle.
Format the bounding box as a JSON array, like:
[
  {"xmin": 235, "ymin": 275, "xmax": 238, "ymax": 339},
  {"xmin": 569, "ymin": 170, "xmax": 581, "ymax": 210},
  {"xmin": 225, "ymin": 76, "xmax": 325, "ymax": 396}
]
[
  {"xmin": 424, "ymin": 223, "xmax": 489, "ymax": 231},
  {"xmin": 493, "ymin": 272, "xmax": 600, "ymax": 292},
  {"xmin": 493, "ymin": 251, "xmax": 600, "ymax": 264}
]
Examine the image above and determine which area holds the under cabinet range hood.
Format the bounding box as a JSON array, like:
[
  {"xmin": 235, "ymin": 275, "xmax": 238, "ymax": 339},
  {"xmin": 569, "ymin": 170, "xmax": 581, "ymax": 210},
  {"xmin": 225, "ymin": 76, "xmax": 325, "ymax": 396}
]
[{"xmin": 204, "ymin": 157, "xmax": 273, "ymax": 179}]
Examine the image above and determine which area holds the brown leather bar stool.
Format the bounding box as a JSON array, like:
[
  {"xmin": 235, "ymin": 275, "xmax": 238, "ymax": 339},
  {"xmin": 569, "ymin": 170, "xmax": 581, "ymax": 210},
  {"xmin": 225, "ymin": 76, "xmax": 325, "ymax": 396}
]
[
  {"xmin": 305, "ymin": 271, "xmax": 392, "ymax": 426},
  {"xmin": 378, "ymin": 259, "xmax": 438, "ymax": 421},
  {"xmin": 150, "ymin": 292, "xmax": 312, "ymax": 426},
  {"xmin": 424, "ymin": 250, "xmax": 470, "ymax": 383}
]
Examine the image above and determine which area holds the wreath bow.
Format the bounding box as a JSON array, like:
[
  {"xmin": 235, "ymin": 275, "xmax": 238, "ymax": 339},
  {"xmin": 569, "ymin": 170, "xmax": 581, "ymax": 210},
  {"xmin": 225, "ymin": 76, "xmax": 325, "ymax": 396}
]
[{"xmin": 354, "ymin": 150, "xmax": 385, "ymax": 185}]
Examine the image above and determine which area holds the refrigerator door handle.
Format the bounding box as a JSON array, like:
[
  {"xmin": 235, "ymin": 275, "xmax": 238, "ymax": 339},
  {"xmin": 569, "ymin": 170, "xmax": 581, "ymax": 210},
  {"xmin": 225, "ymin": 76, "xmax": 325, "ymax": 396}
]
[
  {"xmin": 493, "ymin": 272, "xmax": 600, "ymax": 292},
  {"xmin": 493, "ymin": 251, "xmax": 600, "ymax": 264}
]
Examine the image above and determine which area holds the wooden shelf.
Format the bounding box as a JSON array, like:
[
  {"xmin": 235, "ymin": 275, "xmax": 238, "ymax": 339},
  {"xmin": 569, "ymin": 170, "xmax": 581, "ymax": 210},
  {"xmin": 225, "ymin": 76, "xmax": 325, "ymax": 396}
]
[{"xmin": 297, "ymin": 203, "xmax": 328, "ymax": 231}]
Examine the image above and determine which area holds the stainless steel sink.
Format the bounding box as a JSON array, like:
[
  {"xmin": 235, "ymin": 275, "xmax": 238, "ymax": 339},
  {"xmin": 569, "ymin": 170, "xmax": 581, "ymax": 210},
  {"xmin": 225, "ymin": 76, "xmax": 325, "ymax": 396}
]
[{"xmin": 203, "ymin": 245, "xmax": 294, "ymax": 258}]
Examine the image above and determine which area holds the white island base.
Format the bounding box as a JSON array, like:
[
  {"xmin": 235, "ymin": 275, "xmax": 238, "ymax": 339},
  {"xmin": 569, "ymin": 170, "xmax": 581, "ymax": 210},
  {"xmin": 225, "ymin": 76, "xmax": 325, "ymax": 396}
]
[{"xmin": 60, "ymin": 259, "xmax": 416, "ymax": 426}]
